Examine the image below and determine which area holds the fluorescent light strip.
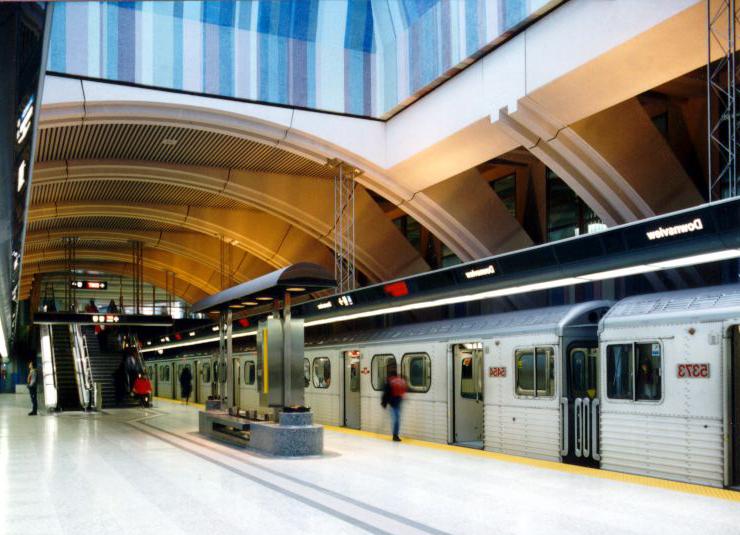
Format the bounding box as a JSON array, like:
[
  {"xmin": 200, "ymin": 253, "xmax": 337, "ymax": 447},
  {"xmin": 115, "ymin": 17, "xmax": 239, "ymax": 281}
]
[
  {"xmin": 305, "ymin": 248, "xmax": 740, "ymax": 328},
  {"xmin": 141, "ymin": 330, "xmax": 257, "ymax": 353},
  {"xmin": 142, "ymin": 248, "xmax": 740, "ymax": 352}
]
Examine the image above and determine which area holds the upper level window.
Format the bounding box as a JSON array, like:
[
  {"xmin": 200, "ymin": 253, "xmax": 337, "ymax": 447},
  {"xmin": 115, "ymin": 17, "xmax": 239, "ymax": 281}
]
[
  {"xmin": 515, "ymin": 347, "xmax": 555, "ymax": 397},
  {"xmin": 401, "ymin": 353, "xmax": 431, "ymax": 393},
  {"xmin": 546, "ymin": 170, "xmax": 603, "ymax": 242},
  {"xmin": 607, "ymin": 342, "xmax": 662, "ymax": 401},
  {"xmin": 491, "ymin": 173, "xmax": 516, "ymax": 217}
]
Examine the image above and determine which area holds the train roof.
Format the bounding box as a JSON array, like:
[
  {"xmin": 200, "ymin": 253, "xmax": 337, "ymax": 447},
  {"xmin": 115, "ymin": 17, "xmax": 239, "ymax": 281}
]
[
  {"xmin": 600, "ymin": 283, "xmax": 740, "ymax": 330},
  {"xmin": 306, "ymin": 301, "xmax": 611, "ymax": 348}
]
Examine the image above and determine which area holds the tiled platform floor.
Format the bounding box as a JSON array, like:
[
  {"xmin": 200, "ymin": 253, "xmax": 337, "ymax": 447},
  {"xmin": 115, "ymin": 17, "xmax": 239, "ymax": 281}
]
[{"xmin": 2, "ymin": 394, "xmax": 740, "ymax": 534}]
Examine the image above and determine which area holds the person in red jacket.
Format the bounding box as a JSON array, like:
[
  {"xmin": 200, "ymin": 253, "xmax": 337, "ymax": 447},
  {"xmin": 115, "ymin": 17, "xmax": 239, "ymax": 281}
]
[{"xmin": 381, "ymin": 364, "xmax": 407, "ymax": 442}]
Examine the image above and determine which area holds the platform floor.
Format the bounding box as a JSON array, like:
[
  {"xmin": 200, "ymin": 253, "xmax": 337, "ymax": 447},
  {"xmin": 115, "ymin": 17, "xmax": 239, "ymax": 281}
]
[{"xmin": 3, "ymin": 395, "xmax": 740, "ymax": 535}]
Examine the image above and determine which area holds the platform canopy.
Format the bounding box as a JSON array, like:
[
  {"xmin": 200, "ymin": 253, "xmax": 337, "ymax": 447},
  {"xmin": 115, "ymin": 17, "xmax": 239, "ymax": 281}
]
[{"xmin": 192, "ymin": 262, "xmax": 336, "ymax": 314}]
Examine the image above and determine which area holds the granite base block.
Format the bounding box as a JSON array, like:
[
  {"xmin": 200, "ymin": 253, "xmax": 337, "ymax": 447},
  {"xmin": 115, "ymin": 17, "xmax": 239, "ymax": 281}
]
[{"xmin": 250, "ymin": 411, "xmax": 323, "ymax": 457}]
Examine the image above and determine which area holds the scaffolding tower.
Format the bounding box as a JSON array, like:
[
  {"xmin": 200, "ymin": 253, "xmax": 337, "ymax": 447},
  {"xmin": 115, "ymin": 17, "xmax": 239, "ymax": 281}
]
[{"xmin": 707, "ymin": 0, "xmax": 740, "ymax": 200}]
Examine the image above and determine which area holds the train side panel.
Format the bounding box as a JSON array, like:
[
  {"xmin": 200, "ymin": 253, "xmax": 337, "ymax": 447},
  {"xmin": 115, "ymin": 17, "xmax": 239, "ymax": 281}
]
[
  {"xmin": 599, "ymin": 321, "xmax": 725, "ymax": 487},
  {"xmin": 484, "ymin": 333, "xmax": 562, "ymax": 462}
]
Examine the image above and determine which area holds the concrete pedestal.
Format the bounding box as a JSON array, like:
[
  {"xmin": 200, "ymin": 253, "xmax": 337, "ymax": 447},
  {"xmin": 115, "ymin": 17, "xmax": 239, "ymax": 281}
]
[{"xmin": 250, "ymin": 411, "xmax": 323, "ymax": 457}]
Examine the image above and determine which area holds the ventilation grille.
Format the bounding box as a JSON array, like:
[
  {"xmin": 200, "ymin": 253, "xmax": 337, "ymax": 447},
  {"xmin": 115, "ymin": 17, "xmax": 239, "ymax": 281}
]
[{"xmin": 36, "ymin": 123, "xmax": 332, "ymax": 177}]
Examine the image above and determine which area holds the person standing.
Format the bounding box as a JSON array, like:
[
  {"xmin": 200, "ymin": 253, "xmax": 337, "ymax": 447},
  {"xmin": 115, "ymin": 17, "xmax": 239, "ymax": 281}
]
[
  {"xmin": 179, "ymin": 365, "xmax": 193, "ymax": 405},
  {"xmin": 381, "ymin": 366, "xmax": 407, "ymax": 442},
  {"xmin": 27, "ymin": 361, "xmax": 38, "ymax": 416}
]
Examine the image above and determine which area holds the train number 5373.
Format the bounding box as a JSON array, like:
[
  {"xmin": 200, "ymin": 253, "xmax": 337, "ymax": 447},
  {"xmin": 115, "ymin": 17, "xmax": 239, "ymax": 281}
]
[{"xmin": 677, "ymin": 363, "xmax": 709, "ymax": 378}]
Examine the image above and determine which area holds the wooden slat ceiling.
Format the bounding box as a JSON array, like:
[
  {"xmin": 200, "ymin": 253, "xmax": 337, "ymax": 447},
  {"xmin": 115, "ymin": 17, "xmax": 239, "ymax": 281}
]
[
  {"xmin": 36, "ymin": 123, "xmax": 332, "ymax": 177},
  {"xmin": 27, "ymin": 216, "xmax": 186, "ymax": 234},
  {"xmin": 32, "ymin": 179, "xmax": 243, "ymax": 208},
  {"xmin": 24, "ymin": 239, "xmax": 131, "ymax": 254}
]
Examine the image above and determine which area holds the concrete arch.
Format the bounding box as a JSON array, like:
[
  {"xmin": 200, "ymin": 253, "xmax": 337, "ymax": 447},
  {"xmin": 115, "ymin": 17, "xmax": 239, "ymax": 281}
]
[
  {"xmin": 28, "ymin": 203, "xmax": 335, "ymax": 273},
  {"xmin": 24, "ymin": 229, "xmax": 274, "ymax": 283},
  {"xmin": 20, "ymin": 260, "xmax": 207, "ymax": 304},
  {"xmin": 495, "ymin": 97, "xmax": 702, "ymax": 226},
  {"xmin": 32, "ymin": 160, "xmax": 428, "ymax": 280},
  {"xmin": 40, "ymin": 77, "xmax": 498, "ymax": 261}
]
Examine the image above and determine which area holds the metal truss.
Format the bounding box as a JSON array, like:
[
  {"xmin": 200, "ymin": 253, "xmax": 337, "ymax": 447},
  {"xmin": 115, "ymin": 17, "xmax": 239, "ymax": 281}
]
[
  {"xmin": 708, "ymin": 0, "xmax": 740, "ymax": 200},
  {"xmin": 131, "ymin": 241, "xmax": 144, "ymax": 314},
  {"xmin": 63, "ymin": 237, "xmax": 78, "ymax": 311},
  {"xmin": 330, "ymin": 159, "xmax": 361, "ymax": 294}
]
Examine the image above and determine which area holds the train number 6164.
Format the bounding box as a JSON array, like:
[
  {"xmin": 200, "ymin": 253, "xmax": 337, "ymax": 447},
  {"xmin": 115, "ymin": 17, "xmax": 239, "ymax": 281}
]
[{"xmin": 677, "ymin": 363, "xmax": 709, "ymax": 378}]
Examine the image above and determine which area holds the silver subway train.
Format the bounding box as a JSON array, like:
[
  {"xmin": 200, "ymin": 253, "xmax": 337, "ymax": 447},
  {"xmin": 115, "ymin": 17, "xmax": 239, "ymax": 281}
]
[{"xmin": 146, "ymin": 284, "xmax": 740, "ymax": 489}]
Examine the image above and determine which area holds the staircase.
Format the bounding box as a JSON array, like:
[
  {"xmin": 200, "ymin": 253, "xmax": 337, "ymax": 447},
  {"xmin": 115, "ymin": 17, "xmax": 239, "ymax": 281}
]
[
  {"xmin": 82, "ymin": 327, "xmax": 138, "ymax": 408},
  {"xmin": 51, "ymin": 325, "xmax": 82, "ymax": 411}
]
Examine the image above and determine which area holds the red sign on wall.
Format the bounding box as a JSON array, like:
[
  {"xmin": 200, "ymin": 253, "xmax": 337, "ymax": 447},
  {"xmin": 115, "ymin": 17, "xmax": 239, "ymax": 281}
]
[
  {"xmin": 677, "ymin": 363, "xmax": 710, "ymax": 378},
  {"xmin": 489, "ymin": 367, "xmax": 506, "ymax": 378}
]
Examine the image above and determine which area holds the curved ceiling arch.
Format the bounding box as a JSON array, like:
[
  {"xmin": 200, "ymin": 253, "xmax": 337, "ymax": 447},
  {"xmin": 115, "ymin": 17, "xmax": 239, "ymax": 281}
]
[
  {"xmin": 40, "ymin": 82, "xmax": 493, "ymax": 261},
  {"xmin": 23, "ymin": 229, "xmax": 274, "ymax": 282},
  {"xmin": 32, "ymin": 161, "xmax": 427, "ymax": 280},
  {"xmin": 24, "ymin": 249, "xmax": 220, "ymax": 295},
  {"xmin": 20, "ymin": 261, "xmax": 208, "ymax": 304},
  {"xmin": 28, "ymin": 203, "xmax": 335, "ymax": 272}
]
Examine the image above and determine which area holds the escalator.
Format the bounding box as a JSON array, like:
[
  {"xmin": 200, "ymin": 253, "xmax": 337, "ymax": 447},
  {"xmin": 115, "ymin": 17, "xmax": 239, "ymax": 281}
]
[
  {"xmin": 50, "ymin": 325, "xmax": 82, "ymax": 410},
  {"xmin": 82, "ymin": 326, "xmax": 139, "ymax": 408}
]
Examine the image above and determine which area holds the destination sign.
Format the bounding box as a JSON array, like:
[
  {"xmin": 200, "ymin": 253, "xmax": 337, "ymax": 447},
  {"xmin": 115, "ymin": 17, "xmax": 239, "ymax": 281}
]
[{"xmin": 71, "ymin": 280, "xmax": 108, "ymax": 290}]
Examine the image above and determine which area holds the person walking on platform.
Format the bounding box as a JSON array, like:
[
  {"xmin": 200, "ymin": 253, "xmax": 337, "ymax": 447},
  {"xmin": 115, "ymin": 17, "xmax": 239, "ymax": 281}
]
[
  {"xmin": 179, "ymin": 365, "xmax": 192, "ymax": 405},
  {"xmin": 381, "ymin": 365, "xmax": 407, "ymax": 442},
  {"xmin": 27, "ymin": 361, "xmax": 38, "ymax": 416}
]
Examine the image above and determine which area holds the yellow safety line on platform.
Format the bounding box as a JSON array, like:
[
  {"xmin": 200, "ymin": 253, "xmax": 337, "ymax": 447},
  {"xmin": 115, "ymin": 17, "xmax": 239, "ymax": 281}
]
[
  {"xmin": 323, "ymin": 425, "xmax": 740, "ymax": 503},
  {"xmin": 154, "ymin": 396, "xmax": 205, "ymax": 409}
]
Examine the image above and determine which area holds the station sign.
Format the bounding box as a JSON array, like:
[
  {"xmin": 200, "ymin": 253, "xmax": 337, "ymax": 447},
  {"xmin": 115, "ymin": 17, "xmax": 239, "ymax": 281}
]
[{"xmin": 71, "ymin": 280, "xmax": 108, "ymax": 290}]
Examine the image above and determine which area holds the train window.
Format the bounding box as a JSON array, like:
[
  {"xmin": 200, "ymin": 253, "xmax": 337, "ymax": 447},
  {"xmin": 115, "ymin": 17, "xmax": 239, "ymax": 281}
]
[
  {"xmin": 515, "ymin": 347, "xmax": 554, "ymax": 397},
  {"xmin": 159, "ymin": 366, "xmax": 165, "ymax": 381},
  {"xmin": 607, "ymin": 344, "xmax": 633, "ymax": 400},
  {"xmin": 202, "ymin": 363, "xmax": 211, "ymax": 383},
  {"xmin": 371, "ymin": 354, "xmax": 397, "ymax": 391},
  {"xmin": 244, "ymin": 361, "xmax": 256, "ymax": 385},
  {"xmin": 304, "ymin": 358, "xmax": 310, "ymax": 388},
  {"xmin": 569, "ymin": 347, "xmax": 598, "ymax": 399},
  {"xmin": 218, "ymin": 361, "xmax": 227, "ymax": 383},
  {"xmin": 313, "ymin": 357, "xmax": 331, "ymax": 388},
  {"xmin": 460, "ymin": 354, "xmax": 483, "ymax": 401},
  {"xmin": 401, "ymin": 353, "xmax": 431, "ymax": 393},
  {"xmin": 635, "ymin": 343, "xmax": 661, "ymax": 401}
]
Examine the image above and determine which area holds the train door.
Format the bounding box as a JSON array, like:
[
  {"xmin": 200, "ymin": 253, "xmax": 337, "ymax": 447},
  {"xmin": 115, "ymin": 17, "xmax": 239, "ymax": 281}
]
[
  {"xmin": 452, "ymin": 343, "xmax": 484, "ymax": 448},
  {"xmin": 172, "ymin": 363, "xmax": 178, "ymax": 399},
  {"xmin": 232, "ymin": 358, "xmax": 241, "ymax": 408},
  {"xmin": 193, "ymin": 362, "xmax": 199, "ymax": 402},
  {"xmin": 731, "ymin": 325, "xmax": 740, "ymax": 486},
  {"xmin": 563, "ymin": 344, "xmax": 599, "ymax": 466},
  {"xmin": 344, "ymin": 351, "xmax": 361, "ymax": 429}
]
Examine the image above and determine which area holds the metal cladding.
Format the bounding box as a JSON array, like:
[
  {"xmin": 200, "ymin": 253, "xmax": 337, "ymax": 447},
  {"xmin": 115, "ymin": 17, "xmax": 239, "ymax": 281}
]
[
  {"xmin": 191, "ymin": 262, "xmax": 336, "ymax": 314},
  {"xmin": 294, "ymin": 197, "xmax": 740, "ymax": 321}
]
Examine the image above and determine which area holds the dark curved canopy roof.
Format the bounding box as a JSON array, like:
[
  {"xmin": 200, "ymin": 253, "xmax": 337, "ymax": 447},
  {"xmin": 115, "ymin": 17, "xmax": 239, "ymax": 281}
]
[{"xmin": 192, "ymin": 262, "xmax": 335, "ymax": 313}]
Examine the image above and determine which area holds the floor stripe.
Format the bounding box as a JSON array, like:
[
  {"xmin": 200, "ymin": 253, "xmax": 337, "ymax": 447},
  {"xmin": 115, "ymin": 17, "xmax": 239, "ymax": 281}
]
[
  {"xmin": 323, "ymin": 425, "xmax": 740, "ymax": 503},
  {"xmin": 141, "ymin": 402, "xmax": 449, "ymax": 535},
  {"xmin": 152, "ymin": 397, "xmax": 740, "ymax": 503}
]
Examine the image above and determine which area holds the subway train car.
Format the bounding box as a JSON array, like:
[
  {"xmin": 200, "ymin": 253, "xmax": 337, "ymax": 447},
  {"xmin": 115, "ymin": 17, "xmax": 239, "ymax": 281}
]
[
  {"xmin": 146, "ymin": 283, "xmax": 740, "ymax": 489},
  {"xmin": 597, "ymin": 284, "xmax": 740, "ymax": 488}
]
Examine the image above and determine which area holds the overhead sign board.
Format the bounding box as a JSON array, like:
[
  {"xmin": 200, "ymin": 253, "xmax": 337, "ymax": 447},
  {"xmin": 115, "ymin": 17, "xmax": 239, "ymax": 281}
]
[{"xmin": 71, "ymin": 280, "xmax": 108, "ymax": 290}]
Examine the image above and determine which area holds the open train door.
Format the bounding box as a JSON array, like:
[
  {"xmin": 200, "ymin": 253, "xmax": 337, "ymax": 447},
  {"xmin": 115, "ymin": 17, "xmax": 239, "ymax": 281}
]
[
  {"xmin": 562, "ymin": 344, "xmax": 600, "ymax": 467},
  {"xmin": 452, "ymin": 343, "xmax": 484, "ymax": 449}
]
